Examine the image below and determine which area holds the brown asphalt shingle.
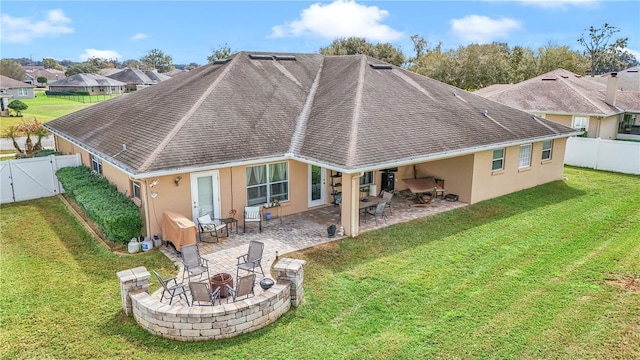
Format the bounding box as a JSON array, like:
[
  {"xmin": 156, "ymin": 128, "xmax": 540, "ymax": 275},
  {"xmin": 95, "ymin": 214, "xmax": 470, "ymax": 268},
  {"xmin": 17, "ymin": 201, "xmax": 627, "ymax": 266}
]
[{"xmin": 45, "ymin": 52, "xmax": 577, "ymax": 176}]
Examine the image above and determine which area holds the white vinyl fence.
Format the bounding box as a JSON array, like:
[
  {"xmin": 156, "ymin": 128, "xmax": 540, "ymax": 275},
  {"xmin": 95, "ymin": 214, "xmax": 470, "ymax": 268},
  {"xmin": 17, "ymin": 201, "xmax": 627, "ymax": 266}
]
[
  {"xmin": 565, "ymin": 137, "xmax": 640, "ymax": 175},
  {"xmin": 0, "ymin": 154, "xmax": 81, "ymax": 204}
]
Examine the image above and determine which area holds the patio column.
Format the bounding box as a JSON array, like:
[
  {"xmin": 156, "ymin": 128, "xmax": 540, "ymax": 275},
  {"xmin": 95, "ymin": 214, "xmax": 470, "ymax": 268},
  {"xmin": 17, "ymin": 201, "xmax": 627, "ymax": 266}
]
[{"xmin": 340, "ymin": 172, "xmax": 361, "ymax": 237}]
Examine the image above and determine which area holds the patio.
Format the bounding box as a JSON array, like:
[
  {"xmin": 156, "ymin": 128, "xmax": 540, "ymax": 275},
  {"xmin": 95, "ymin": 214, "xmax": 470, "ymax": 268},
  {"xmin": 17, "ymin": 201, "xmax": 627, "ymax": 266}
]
[{"xmin": 159, "ymin": 190, "xmax": 467, "ymax": 291}]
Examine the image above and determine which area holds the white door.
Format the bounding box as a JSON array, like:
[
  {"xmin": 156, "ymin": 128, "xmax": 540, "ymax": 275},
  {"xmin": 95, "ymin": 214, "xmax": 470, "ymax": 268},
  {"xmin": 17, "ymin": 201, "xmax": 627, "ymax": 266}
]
[
  {"xmin": 308, "ymin": 165, "xmax": 326, "ymax": 207},
  {"xmin": 190, "ymin": 170, "xmax": 221, "ymax": 221}
]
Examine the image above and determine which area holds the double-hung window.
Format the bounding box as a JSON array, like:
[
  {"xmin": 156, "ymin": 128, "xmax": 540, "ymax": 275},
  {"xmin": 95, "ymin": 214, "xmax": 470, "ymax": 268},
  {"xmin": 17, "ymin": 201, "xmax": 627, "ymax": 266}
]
[
  {"xmin": 519, "ymin": 144, "xmax": 532, "ymax": 168},
  {"xmin": 492, "ymin": 148, "xmax": 505, "ymax": 171},
  {"xmin": 132, "ymin": 181, "xmax": 141, "ymax": 200},
  {"xmin": 359, "ymin": 171, "xmax": 374, "ymax": 186},
  {"xmin": 572, "ymin": 116, "xmax": 588, "ymax": 131},
  {"xmin": 542, "ymin": 140, "xmax": 553, "ymax": 161},
  {"xmin": 91, "ymin": 155, "xmax": 103, "ymax": 174},
  {"xmin": 246, "ymin": 162, "xmax": 289, "ymax": 206},
  {"xmin": 18, "ymin": 88, "xmax": 28, "ymax": 96}
]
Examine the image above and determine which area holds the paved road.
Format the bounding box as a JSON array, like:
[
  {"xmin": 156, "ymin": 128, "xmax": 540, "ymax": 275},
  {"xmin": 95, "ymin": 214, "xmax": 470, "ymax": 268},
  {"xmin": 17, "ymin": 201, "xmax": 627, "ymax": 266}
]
[{"xmin": 0, "ymin": 136, "xmax": 54, "ymax": 151}]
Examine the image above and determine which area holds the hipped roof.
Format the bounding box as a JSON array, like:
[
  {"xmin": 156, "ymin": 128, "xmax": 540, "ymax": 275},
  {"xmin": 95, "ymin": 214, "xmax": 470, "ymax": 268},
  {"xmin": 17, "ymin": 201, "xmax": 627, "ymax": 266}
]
[
  {"xmin": 45, "ymin": 52, "xmax": 577, "ymax": 177},
  {"xmin": 49, "ymin": 73, "xmax": 125, "ymax": 87}
]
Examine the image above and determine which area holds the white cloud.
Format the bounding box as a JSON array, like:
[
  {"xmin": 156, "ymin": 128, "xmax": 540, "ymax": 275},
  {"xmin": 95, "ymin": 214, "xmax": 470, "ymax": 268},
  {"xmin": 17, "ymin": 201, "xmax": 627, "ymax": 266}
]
[
  {"xmin": 0, "ymin": 9, "xmax": 73, "ymax": 43},
  {"xmin": 80, "ymin": 49, "xmax": 123, "ymax": 61},
  {"xmin": 517, "ymin": 0, "xmax": 598, "ymax": 9},
  {"xmin": 450, "ymin": 15, "xmax": 522, "ymax": 44},
  {"xmin": 270, "ymin": 0, "xmax": 403, "ymax": 42},
  {"xmin": 130, "ymin": 33, "xmax": 148, "ymax": 41},
  {"xmin": 625, "ymin": 47, "xmax": 640, "ymax": 61}
]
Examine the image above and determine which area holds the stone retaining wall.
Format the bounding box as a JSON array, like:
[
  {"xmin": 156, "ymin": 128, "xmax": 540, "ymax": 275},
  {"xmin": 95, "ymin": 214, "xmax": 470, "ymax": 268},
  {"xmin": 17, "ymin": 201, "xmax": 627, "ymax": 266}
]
[{"xmin": 117, "ymin": 258, "xmax": 306, "ymax": 341}]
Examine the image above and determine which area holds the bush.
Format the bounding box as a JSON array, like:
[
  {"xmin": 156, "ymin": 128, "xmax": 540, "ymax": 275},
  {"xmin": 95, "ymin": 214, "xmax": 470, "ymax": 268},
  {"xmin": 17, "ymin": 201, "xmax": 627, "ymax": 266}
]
[
  {"xmin": 33, "ymin": 149, "xmax": 62, "ymax": 157},
  {"xmin": 56, "ymin": 166, "xmax": 143, "ymax": 243}
]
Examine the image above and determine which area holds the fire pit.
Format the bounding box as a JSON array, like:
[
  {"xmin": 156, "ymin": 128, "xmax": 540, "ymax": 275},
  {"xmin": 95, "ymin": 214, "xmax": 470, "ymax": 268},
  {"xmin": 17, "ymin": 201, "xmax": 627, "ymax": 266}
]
[{"xmin": 210, "ymin": 273, "xmax": 233, "ymax": 298}]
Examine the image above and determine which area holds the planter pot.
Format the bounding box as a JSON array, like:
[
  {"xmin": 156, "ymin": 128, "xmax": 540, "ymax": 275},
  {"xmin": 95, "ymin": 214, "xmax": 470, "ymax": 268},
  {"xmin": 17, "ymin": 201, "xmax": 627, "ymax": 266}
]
[{"xmin": 210, "ymin": 273, "xmax": 233, "ymax": 298}]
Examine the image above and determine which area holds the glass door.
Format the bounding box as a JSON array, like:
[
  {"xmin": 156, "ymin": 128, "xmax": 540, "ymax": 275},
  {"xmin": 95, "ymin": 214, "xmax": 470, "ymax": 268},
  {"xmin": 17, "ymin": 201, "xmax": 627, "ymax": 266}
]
[
  {"xmin": 308, "ymin": 165, "xmax": 325, "ymax": 207},
  {"xmin": 190, "ymin": 170, "xmax": 221, "ymax": 221}
]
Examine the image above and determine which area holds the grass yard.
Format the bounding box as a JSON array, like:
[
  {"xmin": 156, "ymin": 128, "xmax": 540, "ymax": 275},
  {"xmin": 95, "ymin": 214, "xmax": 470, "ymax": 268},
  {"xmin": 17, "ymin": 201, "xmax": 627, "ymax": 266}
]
[{"xmin": 1, "ymin": 166, "xmax": 638, "ymax": 359}]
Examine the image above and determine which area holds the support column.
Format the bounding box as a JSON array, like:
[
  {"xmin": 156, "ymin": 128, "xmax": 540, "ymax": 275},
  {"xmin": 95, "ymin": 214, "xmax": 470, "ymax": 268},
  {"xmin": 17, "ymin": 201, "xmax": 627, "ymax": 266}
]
[
  {"xmin": 274, "ymin": 258, "xmax": 307, "ymax": 307},
  {"xmin": 116, "ymin": 266, "xmax": 150, "ymax": 316}
]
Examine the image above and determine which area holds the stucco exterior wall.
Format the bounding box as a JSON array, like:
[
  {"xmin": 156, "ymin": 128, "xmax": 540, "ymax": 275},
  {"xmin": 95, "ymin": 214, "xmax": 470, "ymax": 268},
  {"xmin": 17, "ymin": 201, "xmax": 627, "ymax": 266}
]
[
  {"xmin": 409, "ymin": 155, "xmax": 475, "ymax": 204},
  {"xmin": 599, "ymin": 115, "xmax": 619, "ymax": 140},
  {"xmin": 469, "ymin": 139, "xmax": 566, "ymax": 204}
]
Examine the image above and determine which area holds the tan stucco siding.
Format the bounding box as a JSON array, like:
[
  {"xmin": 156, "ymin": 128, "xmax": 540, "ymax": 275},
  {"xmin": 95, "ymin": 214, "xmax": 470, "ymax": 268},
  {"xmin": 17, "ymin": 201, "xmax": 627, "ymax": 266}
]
[
  {"xmin": 543, "ymin": 114, "xmax": 572, "ymax": 128},
  {"xmin": 599, "ymin": 115, "xmax": 619, "ymax": 139},
  {"xmin": 403, "ymin": 156, "xmax": 475, "ymax": 204},
  {"xmin": 470, "ymin": 139, "xmax": 566, "ymax": 204}
]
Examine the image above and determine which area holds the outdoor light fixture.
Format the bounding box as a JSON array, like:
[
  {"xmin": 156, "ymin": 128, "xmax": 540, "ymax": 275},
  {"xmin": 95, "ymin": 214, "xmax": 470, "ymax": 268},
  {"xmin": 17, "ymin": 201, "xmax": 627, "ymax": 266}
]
[
  {"xmin": 174, "ymin": 176, "xmax": 182, "ymax": 186},
  {"xmin": 149, "ymin": 179, "xmax": 160, "ymax": 188}
]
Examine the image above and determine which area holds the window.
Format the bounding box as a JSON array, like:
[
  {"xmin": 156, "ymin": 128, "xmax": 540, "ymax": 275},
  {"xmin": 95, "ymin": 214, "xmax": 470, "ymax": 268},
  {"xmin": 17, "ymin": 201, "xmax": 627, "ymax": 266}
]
[
  {"xmin": 542, "ymin": 140, "xmax": 553, "ymax": 161},
  {"xmin": 246, "ymin": 162, "xmax": 289, "ymax": 206},
  {"xmin": 492, "ymin": 148, "xmax": 504, "ymax": 171},
  {"xmin": 359, "ymin": 171, "xmax": 374, "ymax": 186},
  {"xmin": 132, "ymin": 181, "xmax": 141, "ymax": 200},
  {"xmin": 17, "ymin": 88, "xmax": 28, "ymax": 96},
  {"xmin": 519, "ymin": 144, "xmax": 532, "ymax": 168},
  {"xmin": 572, "ymin": 116, "xmax": 588, "ymax": 131},
  {"xmin": 91, "ymin": 155, "xmax": 102, "ymax": 174}
]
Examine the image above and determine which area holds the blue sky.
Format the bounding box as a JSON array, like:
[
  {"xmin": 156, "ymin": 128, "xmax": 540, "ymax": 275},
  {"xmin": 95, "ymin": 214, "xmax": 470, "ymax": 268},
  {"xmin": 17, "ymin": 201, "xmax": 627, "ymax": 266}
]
[{"xmin": 1, "ymin": 0, "xmax": 639, "ymax": 65}]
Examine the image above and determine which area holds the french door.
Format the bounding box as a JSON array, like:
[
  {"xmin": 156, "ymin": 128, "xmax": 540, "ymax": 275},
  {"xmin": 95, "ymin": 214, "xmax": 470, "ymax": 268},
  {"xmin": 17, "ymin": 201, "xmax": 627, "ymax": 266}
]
[{"xmin": 190, "ymin": 170, "xmax": 221, "ymax": 221}]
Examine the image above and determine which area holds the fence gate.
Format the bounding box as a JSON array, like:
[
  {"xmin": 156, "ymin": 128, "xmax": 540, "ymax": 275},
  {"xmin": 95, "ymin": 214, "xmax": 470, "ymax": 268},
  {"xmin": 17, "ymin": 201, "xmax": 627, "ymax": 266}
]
[{"xmin": 0, "ymin": 154, "xmax": 81, "ymax": 204}]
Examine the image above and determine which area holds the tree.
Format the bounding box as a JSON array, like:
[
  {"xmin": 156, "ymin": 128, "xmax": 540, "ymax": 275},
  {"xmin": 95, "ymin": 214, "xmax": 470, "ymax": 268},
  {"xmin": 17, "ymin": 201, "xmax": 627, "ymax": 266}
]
[
  {"xmin": 535, "ymin": 43, "xmax": 588, "ymax": 75},
  {"xmin": 578, "ymin": 23, "xmax": 631, "ymax": 75},
  {"xmin": 42, "ymin": 58, "xmax": 64, "ymax": 70},
  {"xmin": 140, "ymin": 49, "xmax": 174, "ymax": 73},
  {"xmin": 7, "ymin": 100, "xmax": 28, "ymax": 117},
  {"xmin": 1, "ymin": 118, "xmax": 48, "ymax": 155},
  {"xmin": 0, "ymin": 59, "xmax": 27, "ymax": 81},
  {"xmin": 124, "ymin": 59, "xmax": 141, "ymax": 69},
  {"xmin": 207, "ymin": 43, "xmax": 233, "ymax": 63},
  {"xmin": 320, "ymin": 37, "xmax": 406, "ymax": 66},
  {"xmin": 65, "ymin": 63, "xmax": 100, "ymax": 76},
  {"xmin": 37, "ymin": 76, "xmax": 48, "ymax": 86}
]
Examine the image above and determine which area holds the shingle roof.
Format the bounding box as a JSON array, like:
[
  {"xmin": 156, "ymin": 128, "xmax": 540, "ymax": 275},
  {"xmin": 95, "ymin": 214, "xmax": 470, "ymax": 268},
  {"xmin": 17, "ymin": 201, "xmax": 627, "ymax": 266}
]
[
  {"xmin": 588, "ymin": 67, "xmax": 640, "ymax": 91},
  {"xmin": 106, "ymin": 69, "xmax": 155, "ymax": 85},
  {"xmin": 475, "ymin": 68, "xmax": 640, "ymax": 115},
  {"xmin": 49, "ymin": 73, "xmax": 125, "ymax": 87},
  {"xmin": 44, "ymin": 52, "xmax": 577, "ymax": 176},
  {"xmin": 0, "ymin": 75, "xmax": 36, "ymax": 89}
]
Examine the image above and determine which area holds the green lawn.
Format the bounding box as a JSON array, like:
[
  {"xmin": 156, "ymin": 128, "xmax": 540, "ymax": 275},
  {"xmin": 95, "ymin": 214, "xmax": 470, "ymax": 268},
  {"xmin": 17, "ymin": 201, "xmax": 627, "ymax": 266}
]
[{"xmin": 1, "ymin": 166, "xmax": 638, "ymax": 359}]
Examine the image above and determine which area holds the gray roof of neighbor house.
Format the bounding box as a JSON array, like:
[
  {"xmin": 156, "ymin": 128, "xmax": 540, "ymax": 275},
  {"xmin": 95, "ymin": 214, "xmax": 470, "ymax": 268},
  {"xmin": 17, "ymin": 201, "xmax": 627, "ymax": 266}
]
[
  {"xmin": 49, "ymin": 73, "xmax": 125, "ymax": 87},
  {"xmin": 475, "ymin": 68, "xmax": 640, "ymax": 115},
  {"xmin": 106, "ymin": 68, "xmax": 155, "ymax": 85},
  {"xmin": 588, "ymin": 66, "xmax": 640, "ymax": 91},
  {"xmin": 0, "ymin": 75, "xmax": 36, "ymax": 89},
  {"xmin": 26, "ymin": 68, "xmax": 66, "ymax": 82},
  {"xmin": 44, "ymin": 52, "xmax": 578, "ymax": 177},
  {"xmin": 143, "ymin": 70, "xmax": 171, "ymax": 82}
]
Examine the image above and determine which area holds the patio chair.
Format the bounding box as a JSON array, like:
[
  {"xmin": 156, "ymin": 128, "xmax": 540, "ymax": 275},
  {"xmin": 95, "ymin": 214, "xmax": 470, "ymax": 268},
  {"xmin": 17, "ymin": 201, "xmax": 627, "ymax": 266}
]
[
  {"xmin": 225, "ymin": 273, "xmax": 256, "ymax": 302},
  {"xmin": 381, "ymin": 190, "xmax": 394, "ymax": 215},
  {"xmin": 236, "ymin": 240, "xmax": 265, "ymax": 279},
  {"xmin": 243, "ymin": 206, "xmax": 262, "ymax": 233},
  {"xmin": 153, "ymin": 270, "xmax": 190, "ymax": 306},
  {"xmin": 197, "ymin": 214, "xmax": 228, "ymax": 243},
  {"xmin": 189, "ymin": 281, "xmax": 221, "ymax": 306},
  {"xmin": 366, "ymin": 200, "xmax": 388, "ymax": 225},
  {"xmin": 181, "ymin": 243, "xmax": 211, "ymax": 283}
]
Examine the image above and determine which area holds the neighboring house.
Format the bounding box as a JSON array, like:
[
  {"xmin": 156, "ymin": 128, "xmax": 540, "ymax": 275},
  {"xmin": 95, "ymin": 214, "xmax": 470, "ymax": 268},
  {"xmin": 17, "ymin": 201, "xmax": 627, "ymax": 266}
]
[
  {"xmin": 164, "ymin": 68, "xmax": 188, "ymax": 77},
  {"xmin": 106, "ymin": 68, "xmax": 170, "ymax": 91},
  {"xmin": 48, "ymin": 73, "xmax": 126, "ymax": 95},
  {"xmin": 25, "ymin": 68, "xmax": 66, "ymax": 85},
  {"xmin": 44, "ymin": 52, "xmax": 578, "ymax": 238},
  {"xmin": 1, "ymin": 75, "xmax": 36, "ymax": 115},
  {"xmin": 589, "ymin": 66, "xmax": 640, "ymax": 91},
  {"xmin": 475, "ymin": 68, "xmax": 640, "ymax": 139}
]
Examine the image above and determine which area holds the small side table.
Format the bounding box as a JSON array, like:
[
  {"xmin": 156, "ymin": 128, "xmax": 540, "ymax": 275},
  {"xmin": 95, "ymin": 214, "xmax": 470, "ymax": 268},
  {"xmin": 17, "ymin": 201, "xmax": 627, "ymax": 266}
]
[
  {"xmin": 220, "ymin": 217, "xmax": 238, "ymax": 234},
  {"xmin": 263, "ymin": 204, "xmax": 282, "ymax": 224}
]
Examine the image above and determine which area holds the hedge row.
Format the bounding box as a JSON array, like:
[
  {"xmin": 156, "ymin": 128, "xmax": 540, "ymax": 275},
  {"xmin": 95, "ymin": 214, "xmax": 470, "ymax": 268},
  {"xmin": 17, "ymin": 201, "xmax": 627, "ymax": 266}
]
[{"xmin": 56, "ymin": 165, "xmax": 143, "ymax": 244}]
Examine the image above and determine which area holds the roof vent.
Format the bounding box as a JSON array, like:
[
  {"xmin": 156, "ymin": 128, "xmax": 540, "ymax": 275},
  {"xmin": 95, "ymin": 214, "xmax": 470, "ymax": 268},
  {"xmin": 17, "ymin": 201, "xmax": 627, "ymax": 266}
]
[
  {"xmin": 452, "ymin": 89, "xmax": 457, "ymax": 96},
  {"xmin": 249, "ymin": 54, "xmax": 273, "ymax": 60},
  {"xmin": 369, "ymin": 64, "xmax": 393, "ymax": 70},
  {"xmin": 531, "ymin": 115, "xmax": 536, "ymax": 120},
  {"xmin": 213, "ymin": 58, "xmax": 230, "ymax": 65},
  {"xmin": 627, "ymin": 70, "xmax": 638, "ymax": 73},
  {"xmin": 541, "ymin": 77, "xmax": 557, "ymax": 81},
  {"xmin": 274, "ymin": 55, "xmax": 296, "ymax": 61},
  {"xmin": 611, "ymin": 72, "xmax": 618, "ymax": 77},
  {"xmin": 482, "ymin": 109, "xmax": 488, "ymax": 117}
]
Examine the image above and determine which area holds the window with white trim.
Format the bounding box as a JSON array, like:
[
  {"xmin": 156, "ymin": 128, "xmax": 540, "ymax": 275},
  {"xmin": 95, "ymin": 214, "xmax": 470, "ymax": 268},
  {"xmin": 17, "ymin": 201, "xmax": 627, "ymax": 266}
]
[
  {"xmin": 492, "ymin": 148, "xmax": 505, "ymax": 171},
  {"xmin": 359, "ymin": 171, "xmax": 374, "ymax": 186},
  {"xmin": 246, "ymin": 162, "xmax": 289, "ymax": 206},
  {"xmin": 519, "ymin": 144, "xmax": 532, "ymax": 168},
  {"xmin": 132, "ymin": 181, "xmax": 141, "ymax": 200},
  {"xmin": 91, "ymin": 155, "xmax": 103, "ymax": 174},
  {"xmin": 542, "ymin": 140, "xmax": 553, "ymax": 161},
  {"xmin": 17, "ymin": 88, "xmax": 28, "ymax": 96},
  {"xmin": 572, "ymin": 116, "xmax": 588, "ymax": 131}
]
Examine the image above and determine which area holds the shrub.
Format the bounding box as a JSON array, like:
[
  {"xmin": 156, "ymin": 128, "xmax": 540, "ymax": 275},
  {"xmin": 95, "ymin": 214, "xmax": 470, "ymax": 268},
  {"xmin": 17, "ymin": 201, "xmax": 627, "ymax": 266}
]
[
  {"xmin": 56, "ymin": 166, "xmax": 143, "ymax": 243},
  {"xmin": 33, "ymin": 149, "xmax": 62, "ymax": 157}
]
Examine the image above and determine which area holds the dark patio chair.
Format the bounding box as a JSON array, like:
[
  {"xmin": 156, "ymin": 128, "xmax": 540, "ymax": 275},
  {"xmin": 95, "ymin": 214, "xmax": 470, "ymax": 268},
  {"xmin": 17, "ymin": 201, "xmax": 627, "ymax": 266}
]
[
  {"xmin": 366, "ymin": 200, "xmax": 388, "ymax": 225},
  {"xmin": 153, "ymin": 270, "xmax": 190, "ymax": 306},
  {"xmin": 225, "ymin": 273, "xmax": 256, "ymax": 302},
  {"xmin": 189, "ymin": 281, "xmax": 221, "ymax": 306},
  {"xmin": 181, "ymin": 243, "xmax": 211, "ymax": 283},
  {"xmin": 381, "ymin": 190, "xmax": 394, "ymax": 215},
  {"xmin": 236, "ymin": 240, "xmax": 265, "ymax": 279}
]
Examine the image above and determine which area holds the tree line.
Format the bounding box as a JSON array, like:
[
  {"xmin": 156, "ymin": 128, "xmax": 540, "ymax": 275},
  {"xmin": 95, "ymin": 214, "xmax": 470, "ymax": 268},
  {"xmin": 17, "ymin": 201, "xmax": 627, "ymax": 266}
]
[{"xmin": 1, "ymin": 23, "xmax": 636, "ymax": 91}]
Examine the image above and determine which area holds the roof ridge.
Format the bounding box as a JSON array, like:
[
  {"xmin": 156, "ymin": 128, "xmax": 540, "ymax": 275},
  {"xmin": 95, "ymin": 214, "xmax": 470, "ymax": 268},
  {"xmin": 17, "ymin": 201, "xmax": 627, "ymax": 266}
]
[
  {"xmin": 139, "ymin": 58, "xmax": 237, "ymax": 172},
  {"xmin": 346, "ymin": 55, "xmax": 367, "ymax": 168},
  {"xmin": 289, "ymin": 62, "xmax": 324, "ymax": 154},
  {"xmin": 556, "ymin": 75, "xmax": 612, "ymax": 114}
]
